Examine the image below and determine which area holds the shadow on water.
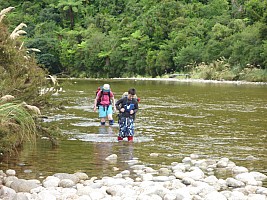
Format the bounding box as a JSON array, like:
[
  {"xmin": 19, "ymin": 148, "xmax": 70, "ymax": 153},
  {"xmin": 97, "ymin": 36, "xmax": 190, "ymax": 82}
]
[{"xmin": 1, "ymin": 79, "xmax": 266, "ymax": 186}]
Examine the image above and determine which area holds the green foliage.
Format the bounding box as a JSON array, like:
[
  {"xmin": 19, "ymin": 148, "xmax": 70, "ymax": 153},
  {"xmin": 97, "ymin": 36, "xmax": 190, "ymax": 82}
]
[{"xmin": 1, "ymin": 0, "xmax": 266, "ymax": 81}]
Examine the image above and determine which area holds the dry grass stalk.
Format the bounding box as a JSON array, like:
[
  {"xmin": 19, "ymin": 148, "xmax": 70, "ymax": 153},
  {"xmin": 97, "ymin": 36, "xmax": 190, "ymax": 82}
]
[
  {"xmin": 0, "ymin": 7, "xmax": 15, "ymax": 22},
  {"xmin": 0, "ymin": 95, "xmax": 15, "ymax": 102},
  {"xmin": 10, "ymin": 23, "xmax": 27, "ymax": 39},
  {"xmin": 27, "ymin": 48, "xmax": 41, "ymax": 53},
  {"xmin": 21, "ymin": 102, "xmax": 41, "ymax": 115}
]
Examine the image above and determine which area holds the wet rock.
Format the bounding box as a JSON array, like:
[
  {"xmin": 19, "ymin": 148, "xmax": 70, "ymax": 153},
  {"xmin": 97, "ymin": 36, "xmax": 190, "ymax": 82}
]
[
  {"xmin": 10, "ymin": 179, "xmax": 39, "ymax": 193},
  {"xmin": 105, "ymin": 154, "xmax": 118, "ymax": 160},
  {"xmin": 217, "ymin": 157, "xmax": 229, "ymax": 168},
  {"xmin": 74, "ymin": 172, "xmax": 89, "ymax": 181},
  {"xmin": 6, "ymin": 169, "xmax": 16, "ymax": 176},
  {"xmin": 59, "ymin": 179, "xmax": 75, "ymax": 188},
  {"xmin": 54, "ymin": 173, "xmax": 79, "ymax": 183}
]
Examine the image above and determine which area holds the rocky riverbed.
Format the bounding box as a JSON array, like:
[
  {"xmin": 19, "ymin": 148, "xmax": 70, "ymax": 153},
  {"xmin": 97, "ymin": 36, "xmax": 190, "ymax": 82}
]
[{"xmin": 1, "ymin": 154, "xmax": 267, "ymax": 200}]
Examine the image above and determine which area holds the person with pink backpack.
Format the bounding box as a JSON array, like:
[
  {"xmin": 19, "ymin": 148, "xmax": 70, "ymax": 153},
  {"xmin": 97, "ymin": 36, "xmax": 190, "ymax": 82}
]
[{"xmin": 93, "ymin": 84, "xmax": 116, "ymax": 126}]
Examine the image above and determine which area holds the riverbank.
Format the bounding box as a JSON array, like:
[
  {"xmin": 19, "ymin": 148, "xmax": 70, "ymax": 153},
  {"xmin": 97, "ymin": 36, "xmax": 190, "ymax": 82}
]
[
  {"xmin": 1, "ymin": 155, "xmax": 266, "ymax": 199},
  {"xmin": 113, "ymin": 77, "xmax": 267, "ymax": 85}
]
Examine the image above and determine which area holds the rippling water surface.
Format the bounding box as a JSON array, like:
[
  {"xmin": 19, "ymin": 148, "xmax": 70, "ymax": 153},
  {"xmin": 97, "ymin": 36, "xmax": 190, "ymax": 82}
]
[{"xmin": 1, "ymin": 79, "xmax": 267, "ymax": 185}]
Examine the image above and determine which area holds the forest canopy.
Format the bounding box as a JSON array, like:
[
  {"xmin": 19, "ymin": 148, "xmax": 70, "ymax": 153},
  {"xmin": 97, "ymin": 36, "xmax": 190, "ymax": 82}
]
[{"xmin": 1, "ymin": 0, "xmax": 266, "ymax": 81}]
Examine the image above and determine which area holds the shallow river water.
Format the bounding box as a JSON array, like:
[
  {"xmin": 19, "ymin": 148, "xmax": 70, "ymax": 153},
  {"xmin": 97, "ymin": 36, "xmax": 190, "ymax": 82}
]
[{"xmin": 1, "ymin": 79, "xmax": 267, "ymax": 185}]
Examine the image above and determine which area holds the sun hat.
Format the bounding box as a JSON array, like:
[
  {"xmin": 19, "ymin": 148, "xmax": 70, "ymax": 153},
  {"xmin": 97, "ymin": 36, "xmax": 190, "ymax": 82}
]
[{"xmin": 103, "ymin": 84, "xmax": 110, "ymax": 91}]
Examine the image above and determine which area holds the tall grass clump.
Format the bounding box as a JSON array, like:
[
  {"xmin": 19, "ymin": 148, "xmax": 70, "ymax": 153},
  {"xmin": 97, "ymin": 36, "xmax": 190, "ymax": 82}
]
[
  {"xmin": 0, "ymin": 7, "xmax": 59, "ymax": 157},
  {"xmin": 0, "ymin": 103, "xmax": 37, "ymax": 154},
  {"xmin": 191, "ymin": 58, "xmax": 266, "ymax": 82},
  {"xmin": 0, "ymin": 7, "xmax": 48, "ymax": 104}
]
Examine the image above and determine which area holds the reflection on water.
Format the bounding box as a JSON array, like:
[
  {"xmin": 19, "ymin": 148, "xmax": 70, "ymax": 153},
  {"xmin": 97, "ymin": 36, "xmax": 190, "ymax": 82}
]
[{"xmin": 1, "ymin": 79, "xmax": 266, "ymax": 186}]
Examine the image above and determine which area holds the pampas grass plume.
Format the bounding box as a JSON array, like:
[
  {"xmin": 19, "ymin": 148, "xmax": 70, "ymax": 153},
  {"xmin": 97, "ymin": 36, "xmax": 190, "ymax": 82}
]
[
  {"xmin": 0, "ymin": 7, "xmax": 15, "ymax": 22},
  {"xmin": 10, "ymin": 23, "xmax": 27, "ymax": 39}
]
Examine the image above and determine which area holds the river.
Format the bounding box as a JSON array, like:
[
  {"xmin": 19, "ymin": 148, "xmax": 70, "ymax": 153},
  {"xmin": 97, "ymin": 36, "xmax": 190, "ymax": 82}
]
[{"xmin": 1, "ymin": 79, "xmax": 266, "ymax": 185}]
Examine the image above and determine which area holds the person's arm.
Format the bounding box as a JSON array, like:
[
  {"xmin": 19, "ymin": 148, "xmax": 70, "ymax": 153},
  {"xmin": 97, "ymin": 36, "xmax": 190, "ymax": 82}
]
[
  {"xmin": 111, "ymin": 96, "xmax": 116, "ymax": 112},
  {"xmin": 115, "ymin": 98, "xmax": 125, "ymax": 112},
  {"xmin": 93, "ymin": 91, "xmax": 100, "ymax": 112}
]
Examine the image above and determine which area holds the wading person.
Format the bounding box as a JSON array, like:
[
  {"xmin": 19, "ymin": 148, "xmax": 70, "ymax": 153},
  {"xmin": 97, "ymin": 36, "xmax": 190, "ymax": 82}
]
[
  {"xmin": 94, "ymin": 84, "xmax": 116, "ymax": 126},
  {"xmin": 115, "ymin": 88, "xmax": 139, "ymax": 141}
]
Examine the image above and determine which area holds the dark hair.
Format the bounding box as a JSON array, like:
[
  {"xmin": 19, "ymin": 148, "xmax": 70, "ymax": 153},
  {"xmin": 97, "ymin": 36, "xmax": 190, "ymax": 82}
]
[{"xmin": 128, "ymin": 88, "xmax": 136, "ymax": 95}]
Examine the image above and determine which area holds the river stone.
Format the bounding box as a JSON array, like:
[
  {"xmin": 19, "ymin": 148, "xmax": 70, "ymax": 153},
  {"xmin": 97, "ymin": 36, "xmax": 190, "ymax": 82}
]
[
  {"xmin": 0, "ymin": 185, "xmax": 16, "ymax": 199},
  {"xmin": 3, "ymin": 175, "xmax": 18, "ymax": 186},
  {"xmin": 12, "ymin": 192, "xmax": 29, "ymax": 200},
  {"xmin": 153, "ymin": 176, "xmax": 171, "ymax": 182},
  {"xmin": 171, "ymin": 163, "xmax": 186, "ymax": 172},
  {"xmin": 158, "ymin": 168, "xmax": 170, "ymax": 176},
  {"xmin": 10, "ymin": 179, "xmax": 39, "ymax": 193},
  {"xmin": 105, "ymin": 154, "xmax": 118, "ymax": 160},
  {"xmin": 235, "ymin": 173, "xmax": 258, "ymax": 186},
  {"xmin": 130, "ymin": 164, "xmax": 146, "ymax": 170},
  {"xmin": 205, "ymin": 191, "xmax": 227, "ymax": 200},
  {"xmin": 203, "ymin": 175, "xmax": 218, "ymax": 185},
  {"xmin": 88, "ymin": 190, "xmax": 106, "ymax": 200},
  {"xmin": 143, "ymin": 167, "xmax": 156, "ymax": 174},
  {"xmin": 74, "ymin": 172, "xmax": 89, "ymax": 181},
  {"xmin": 174, "ymin": 171, "xmax": 186, "ymax": 179},
  {"xmin": 229, "ymin": 191, "xmax": 246, "ymax": 200},
  {"xmin": 59, "ymin": 179, "xmax": 75, "ymax": 188},
  {"xmin": 38, "ymin": 190, "xmax": 56, "ymax": 200},
  {"xmin": 53, "ymin": 173, "xmax": 79, "ymax": 183},
  {"xmin": 140, "ymin": 174, "xmax": 153, "ymax": 181},
  {"xmin": 184, "ymin": 167, "xmax": 205, "ymax": 180},
  {"xmin": 163, "ymin": 192, "xmax": 177, "ymax": 200},
  {"xmin": 182, "ymin": 157, "xmax": 192, "ymax": 165},
  {"xmin": 106, "ymin": 184, "xmax": 124, "ymax": 196},
  {"xmin": 217, "ymin": 157, "xmax": 229, "ymax": 168},
  {"xmin": 6, "ymin": 169, "xmax": 16, "ymax": 176},
  {"xmin": 247, "ymin": 194, "xmax": 266, "ymax": 200},
  {"xmin": 43, "ymin": 176, "xmax": 60, "ymax": 188},
  {"xmin": 249, "ymin": 171, "xmax": 267, "ymax": 181},
  {"xmin": 226, "ymin": 178, "xmax": 245, "ymax": 188},
  {"xmin": 232, "ymin": 166, "xmax": 249, "ymax": 174},
  {"xmin": 175, "ymin": 187, "xmax": 192, "ymax": 200}
]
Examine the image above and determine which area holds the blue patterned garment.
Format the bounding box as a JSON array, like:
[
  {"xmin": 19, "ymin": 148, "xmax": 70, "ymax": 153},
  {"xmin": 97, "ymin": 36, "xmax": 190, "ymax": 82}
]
[{"xmin": 118, "ymin": 117, "xmax": 134, "ymax": 138}]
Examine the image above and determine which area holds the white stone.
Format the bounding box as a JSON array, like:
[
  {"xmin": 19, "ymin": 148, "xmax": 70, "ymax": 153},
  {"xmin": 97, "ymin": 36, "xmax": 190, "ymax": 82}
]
[
  {"xmin": 42, "ymin": 176, "xmax": 60, "ymax": 188},
  {"xmin": 249, "ymin": 171, "xmax": 267, "ymax": 181},
  {"xmin": 38, "ymin": 190, "xmax": 57, "ymax": 200},
  {"xmin": 226, "ymin": 178, "xmax": 245, "ymax": 188},
  {"xmin": 74, "ymin": 172, "xmax": 89, "ymax": 180},
  {"xmin": 6, "ymin": 169, "xmax": 16, "ymax": 176},
  {"xmin": 204, "ymin": 191, "xmax": 227, "ymax": 200},
  {"xmin": 247, "ymin": 194, "xmax": 266, "ymax": 200},
  {"xmin": 58, "ymin": 179, "xmax": 75, "ymax": 188},
  {"xmin": 140, "ymin": 174, "xmax": 153, "ymax": 181},
  {"xmin": 105, "ymin": 154, "xmax": 118, "ymax": 160},
  {"xmin": 184, "ymin": 167, "xmax": 205, "ymax": 180},
  {"xmin": 235, "ymin": 173, "xmax": 258, "ymax": 186},
  {"xmin": 232, "ymin": 166, "xmax": 249, "ymax": 174}
]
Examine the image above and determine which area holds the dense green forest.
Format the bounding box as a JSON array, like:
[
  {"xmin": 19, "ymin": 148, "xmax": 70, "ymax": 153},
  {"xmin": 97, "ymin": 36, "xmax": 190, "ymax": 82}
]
[{"xmin": 1, "ymin": 0, "xmax": 267, "ymax": 81}]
